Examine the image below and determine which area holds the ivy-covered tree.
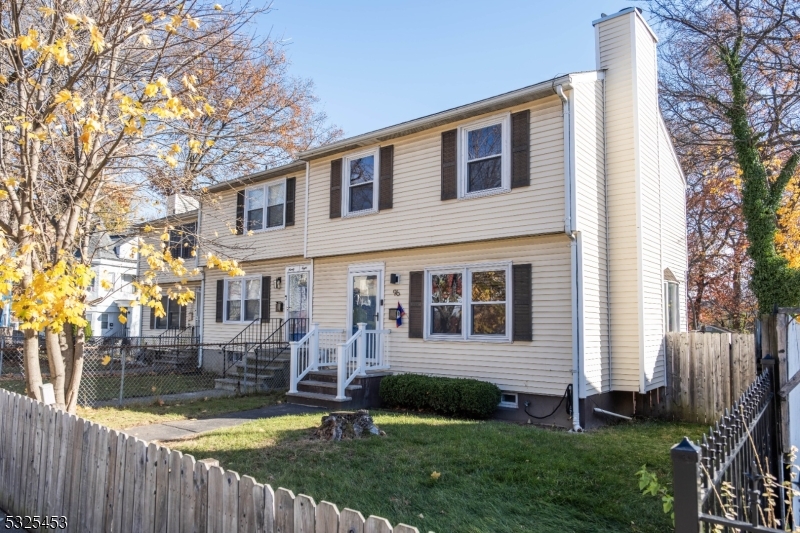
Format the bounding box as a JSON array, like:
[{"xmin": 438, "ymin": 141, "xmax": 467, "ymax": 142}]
[{"xmin": 643, "ymin": 0, "xmax": 800, "ymax": 313}]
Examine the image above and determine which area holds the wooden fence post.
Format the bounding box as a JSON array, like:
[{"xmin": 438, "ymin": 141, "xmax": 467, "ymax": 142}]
[
  {"xmin": 339, "ymin": 509, "xmax": 365, "ymax": 533},
  {"xmin": 671, "ymin": 437, "xmax": 701, "ymax": 533},
  {"xmin": 316, "ymin": 501, "xmax": 340, "ymax": 533}
]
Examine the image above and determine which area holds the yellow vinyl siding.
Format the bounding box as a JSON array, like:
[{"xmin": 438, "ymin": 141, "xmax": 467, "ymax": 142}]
[
  {"xmin": 573, "ymin": 79, "xmax": 610, "ymax": 396},
  {"xmin": 201, "ymin": 256, "xmax": 307, "ymax": 344},
  {"xmin": 311, "ymin": 235, "xmax": 573, "ymax": 397},
  {"xmin": 198, "ymin": 174, "xmax": 305, "ymax": 266},
  {"xmin": 305, "ymin": 98, "xmax": 565, "ymax": 258},
  {"xmin": 597, "ymin": 12, "xmax": 641, "ymax": 391}
]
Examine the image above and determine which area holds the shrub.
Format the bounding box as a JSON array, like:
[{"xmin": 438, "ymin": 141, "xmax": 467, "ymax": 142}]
[{"xmin": 379, "ymin": 373, "xmax": 501, "ymax": 419}]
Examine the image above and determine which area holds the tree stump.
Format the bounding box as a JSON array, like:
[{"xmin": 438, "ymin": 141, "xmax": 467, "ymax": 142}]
[{"xmin": 313, "ymin": 410, "xmax": 385, "ymax": 441}]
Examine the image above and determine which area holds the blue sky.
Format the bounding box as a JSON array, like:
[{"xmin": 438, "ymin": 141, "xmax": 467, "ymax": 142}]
[{"xmin": 257, "ymin": 1, "xmax": 640, "ymax": 137}]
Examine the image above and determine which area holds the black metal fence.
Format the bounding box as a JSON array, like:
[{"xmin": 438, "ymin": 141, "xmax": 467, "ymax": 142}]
[
  {"xmin": 0, "ymin": 330, "xmax": 296, "ymax": 407},
  {"xmin": 672, "ymin": 359, "xmax": 785, "ymax": 532}
]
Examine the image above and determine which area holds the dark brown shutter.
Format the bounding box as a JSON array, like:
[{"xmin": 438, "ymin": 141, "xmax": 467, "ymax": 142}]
[
  {"xmin": 378, "ymin": 145, "xmax": 394, "ymax": 210},
  {"xmin": 235, "ymin": 190, "xmax": 245, "ymax": 235},
  {"xmin": 512, "ymin": 264, "xmax": 532, "ymax": 341},
  {"xmin": 330, "ymin": 159, "xmax": 342, "ymax": 218},
  {"xmin": 441, "ymin": 129, "xmax": 457, "ymax": 200},
  {"xmin": 285, "ymin": 177, "xmax": 296, "ymax": 226},
  {"xmin": 179, "ymin": 303, "xmax": 187, "ymax": 329},
  {"xmin": 161, "ymin": 295, "xmax": 170, "ymax": 329},
  {"xmin": 261, "ymin": 276, "xmax": 271, "ymax": 323},
  {"xmin": 511, "ymin": 110, "xmax": 530, "ymax": 188},
  {"xmin": 215, "ymin": 279, "xmax": 224, "ymax": 323},
  {"xmin": 408, "ymin": 271, "xmax": 424, "ymax": 338},
  {"xmin": 149, "ymin": 306, "xmax": 155, "ymax": 329}
]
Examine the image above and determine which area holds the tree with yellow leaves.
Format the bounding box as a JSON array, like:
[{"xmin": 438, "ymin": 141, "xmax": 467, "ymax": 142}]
[{"xmin": 0, "ymin": 1, "xmax": 301, "ymax": 412}]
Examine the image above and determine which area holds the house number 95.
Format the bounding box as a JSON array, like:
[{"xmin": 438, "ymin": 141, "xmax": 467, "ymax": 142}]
[{"xmin": 392, "ymin": 290, "xmax": 400, "ymax": 296}]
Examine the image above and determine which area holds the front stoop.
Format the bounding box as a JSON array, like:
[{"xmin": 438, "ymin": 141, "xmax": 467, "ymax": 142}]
[{"xmin": 286, "ymin": 369, "xmax": 391, "ymax": 410}]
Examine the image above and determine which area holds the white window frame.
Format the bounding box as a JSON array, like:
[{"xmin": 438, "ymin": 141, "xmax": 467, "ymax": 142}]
[
  {"xmin": 244, "ymin": 179, "xmax": 287, "ymax": 233},
  {"xmin": 100, "ymin": 313, "xmax": 110, "ymax": 330},
  {"xmin": 458, "ymin": 113, "xmax": 512, "ymax": 199},
  {"xmin": 423, "ymin": 261, "xmax": 512, "ymax": 343},
  {"xmin": 664, "ymin": 280, "xmax": 680, "ymax": 333},
  {"xmin": 342, "ymin": 148, "xmax": 380, "ymax": 217},
  {"xmin": 121, "ymin": 273, "xmax": 135, "ymax": 295},
  {"xmin": 499, "ymin": 392, "xmax": 518, "ymax": 408},
  {"xmin": 223, "ymin": 276, "xmax": 262, "ymax": 324}
]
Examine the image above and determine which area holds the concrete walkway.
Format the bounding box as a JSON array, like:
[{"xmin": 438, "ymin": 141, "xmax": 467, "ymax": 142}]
[{"xmin": 125, "ymin": 402, "xmax": 323, "ymax": 442}]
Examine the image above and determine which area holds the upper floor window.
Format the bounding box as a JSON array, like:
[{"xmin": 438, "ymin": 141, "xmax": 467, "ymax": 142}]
[
  {"xmin": 225, "ymin": 277, "xmax": 261, "ymax": 323},
  {"xmin": 425, "ymin": 263, "xmax": 511, "ymax": 342},
  {"xmin": 459, "ymin": 114, "xmax": 511, "ymax": 198},
  {"xmin": 121, "ymin": 274, "xmax": 135, "ymax": 294},
  {"xmin": 169, "ymin": 223, "xmax": 196, "ymax": 259},
  {"xmin": 343, "ymin": 150, "xmax": 378, "ymax": 215},
  {"xmin": 246, "ymin": 181, "xmax": 285, "ymax": 231}
]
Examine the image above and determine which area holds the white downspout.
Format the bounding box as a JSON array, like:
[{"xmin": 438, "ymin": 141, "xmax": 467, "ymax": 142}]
[{"xmin": 557, "ymin": 83, "xmax": 583, "ymax": 432}]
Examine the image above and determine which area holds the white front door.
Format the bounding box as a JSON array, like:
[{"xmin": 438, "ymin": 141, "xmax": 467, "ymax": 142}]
[
  {"xmin": 286, "ymin": 266, "xmax": 311, "ymax": 341},
  {"xmin": 347, "ymin": 267, "xmax": 384, "ymax": 335}
]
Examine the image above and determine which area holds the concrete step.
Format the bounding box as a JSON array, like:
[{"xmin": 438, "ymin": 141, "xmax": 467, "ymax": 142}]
[{"xmin": 297, "ymin": 380, "xmax": 362, "ymax": 396}]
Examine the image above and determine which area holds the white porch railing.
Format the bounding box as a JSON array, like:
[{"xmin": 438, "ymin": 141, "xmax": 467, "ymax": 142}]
[{"xmin": 289, "ymin": 322, "xmax": 391, "ymax": 398}]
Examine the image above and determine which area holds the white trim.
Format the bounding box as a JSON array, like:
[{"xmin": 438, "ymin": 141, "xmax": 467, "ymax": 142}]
[
  {"xmin": 341, "ymin": 148, "xmax": 380, "ymax": 217},
  {"xmin": 285, "ymin": 265, "xmax": 312, "ymax": 321},
  {"xmin": 423, "ymin": 261, "xmax": 512, "ymax": 343},
  {"xmin": 303, "ymin": 162, "xmax": 310, "ymax": 257},
  {"xmin": 499, "ymin": 392, "xmax": 518, "ymax": 408},
  {"xmin": 222, "ymin": 276, "xmax": 262, "ymax": 324},
  {"xmin": 457, "ymin": 113, "xmax": 511, "ymax": 199},
  {"xmin": 631, "ymin": 13, "xmax": 646, "ymax": 393},
  {"xmin": 244, "ymin": 178, "xmax": 287, "ymax": 233},
  {"xmin": 346, "ymin": 264, "xmax": 385, "ymax": 334}
]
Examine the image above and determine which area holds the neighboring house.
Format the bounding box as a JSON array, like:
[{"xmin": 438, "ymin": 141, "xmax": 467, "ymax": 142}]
[
  {"xmin": 141, "ymin": 8, "xmax": 688, "ymax": 428},
  {"xmin": 136, "ymin": 198, "xmax": 202, "ymax": 339},
  {"xmin": 85, "ymin": 234, "xmax": 140, "ymax": 338}
]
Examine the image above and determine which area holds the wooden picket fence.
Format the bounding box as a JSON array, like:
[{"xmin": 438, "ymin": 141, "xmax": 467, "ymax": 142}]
[
  {"xmin": 661, "ymin": 331, "xmax": 757, "ymax": 423},
  {"xmin": 0, "ymin": 388, "xmax": 419, "ymax": 533}
]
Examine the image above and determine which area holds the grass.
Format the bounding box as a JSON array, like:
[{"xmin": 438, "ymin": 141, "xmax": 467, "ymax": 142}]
[
  {"xmin": 171, "ymin": 411, "xmax": 704, "ymax": 533},
  {"xmin": 77, "ymin": 392, "xmax": 286, "ymax": 430}
]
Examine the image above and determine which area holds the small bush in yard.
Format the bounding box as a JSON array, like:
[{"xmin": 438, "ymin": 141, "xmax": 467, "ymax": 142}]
[{"xmin": 379, "ymin": 373, "xmax": 501, "ymax": 419}]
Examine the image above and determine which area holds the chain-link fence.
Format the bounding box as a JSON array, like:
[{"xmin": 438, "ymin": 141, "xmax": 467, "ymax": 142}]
[{"xmin": 0, "ymin": 332, "xmax": 294, "ymax": 407}]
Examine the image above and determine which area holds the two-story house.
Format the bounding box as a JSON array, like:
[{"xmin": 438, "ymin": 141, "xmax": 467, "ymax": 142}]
[{"xmin": 143, "ymin": 8, "xmax": 687, "ymax": 429}]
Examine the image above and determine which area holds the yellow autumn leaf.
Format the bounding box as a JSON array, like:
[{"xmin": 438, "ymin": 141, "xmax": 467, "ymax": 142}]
[
  {"xmin": 187, "ymin": 16, "xmax": 200, "ymax": 30},
  {"xmin": 100, "ymin": 355, "xmax": 112, "ymax": 366},
  {"xmin": 203, "ymin": 103, "xmax": 215, "ymax": 115},
  {"xmin": 90, "ymin": 25, "xmax": 106, "ymax": 54},
  {"xmin": 143, "ymin": 13, "xmax": 154, "ymax": 23},
  {"xmin": 143, "ymin": 83, "xmax": 158, "ymax": 97},
  {"xmin": 0, "ymin": 75, "xmax": 7, "ymax": 84},
  {"xmin": 118, "ymin": 315, "xmax": 127, "ymax": 324},
  {"xmin": 16, "ymin": 29, "xmax": 39, "ymax": 51},
  {"xmin": 214, "ymin": 4, "xmax": 224, "ymax": 10},
  {"xmin": 38, "ymin": 7, "xmax": 56, "ymax": 17},
  {"xmin": 430, "ymin": 471, "xmax": 441, "ymax": 480},
  {"xmin": 100, "ymin": 279, "xmax": 112, "ymax": 290},
  {"xmin": 54, "ymin": 90, "xmax": 72, "ymax": 104},
  {"xmin": 63, "ymin": 13, "xmax": 81, "ymax": 26},
  {"xmin": 170, "ymin": 143, "xmax": 181, "ymax": 153}
]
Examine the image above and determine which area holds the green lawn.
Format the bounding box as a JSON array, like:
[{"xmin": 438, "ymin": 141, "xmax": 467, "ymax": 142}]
[
  {"xmin": 78, "ymin": 392, "xmax": 285, "ymax": 430},
  {"xmin": 172, "ymin": 412, "xmax": 703, "ymax": 533}
]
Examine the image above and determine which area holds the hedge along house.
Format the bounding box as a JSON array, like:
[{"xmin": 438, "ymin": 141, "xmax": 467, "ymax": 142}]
[{"xmin": 145, "ymin": 8, "xmax": 686, "ymax": 428}]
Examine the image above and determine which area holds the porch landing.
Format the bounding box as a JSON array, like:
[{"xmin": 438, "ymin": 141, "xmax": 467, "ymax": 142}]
[{"xmin": 286, "ymin": 369, "xmax": 391, "ymax": 410}]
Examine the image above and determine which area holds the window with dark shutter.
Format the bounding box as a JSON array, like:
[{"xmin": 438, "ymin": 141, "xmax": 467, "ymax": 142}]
[
  {"xmin": 215, "ymin": 279, "xmax": 224, "ymax": 323},
  {"xmin": 149, "ymin": 306, "xmax": 155, "ymax": 329},
  {"xmin": 235, "ymin": 190, "xmax": 245, "ymax": 235},
  {"xmin": 379, "ymin": 145, "xmax": 394, "ymax": 210},
  {"xmin": 511, "ymin": 110, "xmax": 530, "ymax": 188},
  {"xmin": 512, "ymin": 264, "xmax": 532, "ymax": 341},
  {"xmin": 408, "ymin": 271, "xmax": 424, "ymax": 338},
  {"xmin": 261, "ymin": 276, "xmax": 271, "ymax": 323},
  {"xmin": 441, "ymin": 130, "xmax": 457, "ymax": 200},
  {"xmin": 330, "ymin": 159, "xmax": 342, "ymax": 218},
  {"xmin": 285, "ymin": 177, "xmax": 296, "ymax": 226}
]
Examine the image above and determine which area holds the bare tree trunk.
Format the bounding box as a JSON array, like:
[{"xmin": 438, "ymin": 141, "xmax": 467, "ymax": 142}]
[
  {"xmin": 62, "ymin": 327, "xmax": 74, "ymax": 393},
  {"xmin": 64, "ymin": 326, "xmax": 84, "ymax": 414},
  {"xmin": 44, "ymin": 328, "xmax": 66, "ymax": 409},
  {"xmin": 22, "ymin": 329, "xmax": 43, "ymax": 401}
]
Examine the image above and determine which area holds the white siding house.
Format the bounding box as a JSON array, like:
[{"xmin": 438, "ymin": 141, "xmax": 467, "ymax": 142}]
[{"xmin": 139, "ymin": 7, "xmax": 687, "ymax": 428}]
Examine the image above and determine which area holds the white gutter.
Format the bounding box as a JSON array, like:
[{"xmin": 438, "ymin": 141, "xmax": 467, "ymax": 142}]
[
  {"xmin": 196, "ymin": 204, "xmax": 205, "ymax": 367},
  {"xmin": 557, "ymin": 83, "xmax": 583, "ymax": 432}
]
